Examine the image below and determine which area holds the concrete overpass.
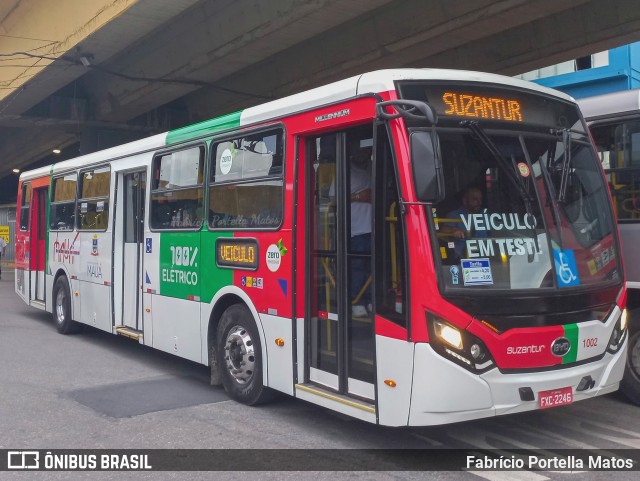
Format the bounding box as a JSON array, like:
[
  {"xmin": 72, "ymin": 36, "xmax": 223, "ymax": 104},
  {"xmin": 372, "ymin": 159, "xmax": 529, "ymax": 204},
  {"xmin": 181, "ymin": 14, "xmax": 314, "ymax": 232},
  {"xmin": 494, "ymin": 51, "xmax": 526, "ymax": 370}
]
[{"xmin": 1, "ymin": 0, "xmax": 640, "ymax": 200}]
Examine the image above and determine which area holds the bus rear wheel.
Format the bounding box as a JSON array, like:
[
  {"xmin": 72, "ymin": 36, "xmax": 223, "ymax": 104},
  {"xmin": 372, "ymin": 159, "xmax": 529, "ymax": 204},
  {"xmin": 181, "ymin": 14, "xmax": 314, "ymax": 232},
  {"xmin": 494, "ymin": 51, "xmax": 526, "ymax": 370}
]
[
  {"xmin": 621, "ymin": 329, "xmax": 640, "ymax": 406},
  {"xmin": 53, "ymin": 276, "xmax": 81, "ymax": 334},
  {"xmin": 216, "ymin": 304, "xmax": 273, "ymax": 405}
]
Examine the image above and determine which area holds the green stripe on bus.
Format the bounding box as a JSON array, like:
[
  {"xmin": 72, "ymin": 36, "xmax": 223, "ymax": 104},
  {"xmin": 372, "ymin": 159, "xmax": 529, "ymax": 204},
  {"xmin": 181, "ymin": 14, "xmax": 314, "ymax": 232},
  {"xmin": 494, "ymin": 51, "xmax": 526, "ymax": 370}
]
[
  {"xmin": 165, "ymin": 111, "xmax": 243, "ymax": 145},
  {"xmin": 562, "ymin": 323, "xmax": 579, "ymax": 364},
  {"xmin": 157, "ymin": 230, "xmax": 234, "ymax": 303}
]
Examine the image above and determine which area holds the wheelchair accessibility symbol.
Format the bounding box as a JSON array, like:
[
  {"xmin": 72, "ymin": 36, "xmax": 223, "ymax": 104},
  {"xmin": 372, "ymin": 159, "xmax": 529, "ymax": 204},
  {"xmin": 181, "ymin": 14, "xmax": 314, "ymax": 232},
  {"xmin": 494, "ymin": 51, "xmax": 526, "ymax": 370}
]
[{"xmin": 553, "ymin": 249, "xmax": 580, "ymax": 287}]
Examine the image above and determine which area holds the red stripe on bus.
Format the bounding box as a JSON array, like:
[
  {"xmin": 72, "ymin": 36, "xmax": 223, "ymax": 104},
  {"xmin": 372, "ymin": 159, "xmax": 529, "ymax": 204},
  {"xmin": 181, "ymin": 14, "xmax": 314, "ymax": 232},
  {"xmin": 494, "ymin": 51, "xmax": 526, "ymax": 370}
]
[{"xmin": 375, "ymin": 315, "xmax": 408, "ymax": 341}]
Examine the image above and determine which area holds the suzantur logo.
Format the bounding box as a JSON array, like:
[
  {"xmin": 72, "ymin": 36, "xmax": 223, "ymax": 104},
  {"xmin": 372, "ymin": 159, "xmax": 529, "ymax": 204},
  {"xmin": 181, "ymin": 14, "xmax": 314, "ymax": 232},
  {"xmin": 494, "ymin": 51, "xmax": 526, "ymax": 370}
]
[{"xmin": 506, "ymin": 344, "xmax": 545, "ymax": 355}]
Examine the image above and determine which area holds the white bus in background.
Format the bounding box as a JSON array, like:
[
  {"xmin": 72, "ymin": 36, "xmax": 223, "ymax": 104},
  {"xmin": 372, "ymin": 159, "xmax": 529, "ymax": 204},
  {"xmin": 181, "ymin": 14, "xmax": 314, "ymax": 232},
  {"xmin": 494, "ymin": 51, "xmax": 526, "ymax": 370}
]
[{"xmin": 579, "ymin": 89, "xmax": 640, "ymax": 405}]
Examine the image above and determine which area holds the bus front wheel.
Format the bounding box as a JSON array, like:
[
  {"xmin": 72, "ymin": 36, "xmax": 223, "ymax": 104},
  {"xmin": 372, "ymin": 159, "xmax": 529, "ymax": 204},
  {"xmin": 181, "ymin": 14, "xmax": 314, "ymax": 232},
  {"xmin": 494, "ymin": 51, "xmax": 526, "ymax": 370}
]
[
  {"xmin": 621, "ymin": 329, "xmax": 640, "ymax": 406},
  {"xmin": 53, "ymin": 276, "xmax": 81, "ymax": 334},
  {"xmin": 216, "ymin": 304, "xmax": 273, "ymax": 405}
]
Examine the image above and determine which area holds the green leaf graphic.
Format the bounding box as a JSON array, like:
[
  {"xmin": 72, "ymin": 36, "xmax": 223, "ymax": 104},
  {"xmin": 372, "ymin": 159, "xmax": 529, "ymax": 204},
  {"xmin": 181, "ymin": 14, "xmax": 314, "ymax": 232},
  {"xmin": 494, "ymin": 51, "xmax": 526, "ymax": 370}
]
[{"xmin": 277, "ymin": 238, "xmax": 288, "ymax": 256}]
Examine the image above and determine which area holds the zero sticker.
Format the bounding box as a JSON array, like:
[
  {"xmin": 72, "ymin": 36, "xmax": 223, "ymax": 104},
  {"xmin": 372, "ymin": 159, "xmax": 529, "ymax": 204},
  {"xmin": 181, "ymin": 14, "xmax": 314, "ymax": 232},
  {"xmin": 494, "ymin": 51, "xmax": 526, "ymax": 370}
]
[
  {"xmin": 517, "ymin": 162, "xmax": 530, "ymax": 177},
  {"xmin": 220, "ymin": 148, "xmax": 233, "ymax": 175},
  {"xmin": 266, "ymin": 244, "xmax": 282, "ymax": 272}
]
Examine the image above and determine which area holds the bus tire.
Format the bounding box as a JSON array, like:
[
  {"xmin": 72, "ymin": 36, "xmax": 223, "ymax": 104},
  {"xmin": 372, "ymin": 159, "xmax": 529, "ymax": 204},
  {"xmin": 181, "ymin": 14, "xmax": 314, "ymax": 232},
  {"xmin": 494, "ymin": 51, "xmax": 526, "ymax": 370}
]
[
  {"xmin": 621, "ymin": 329, "xmax": 640, "ymax": 406},
  {"xmin": 208, "ymin": 343, "xmax": 223, "ymax": 386},
  {"xmin": 52, "ymin": 276, "xmax": 81, "ymax": 335},
  {"xmin": 216, "ymin": 304, "xmax": 273, "ymax": 405}
]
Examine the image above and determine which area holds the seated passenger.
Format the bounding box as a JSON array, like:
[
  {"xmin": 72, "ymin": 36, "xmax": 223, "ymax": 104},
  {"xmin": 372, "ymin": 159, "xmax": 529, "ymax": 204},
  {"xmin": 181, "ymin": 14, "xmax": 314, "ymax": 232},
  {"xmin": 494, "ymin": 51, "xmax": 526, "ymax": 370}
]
[{"xmin": 441, "ymin": 186, "xmax": 487, "ymax": 258}]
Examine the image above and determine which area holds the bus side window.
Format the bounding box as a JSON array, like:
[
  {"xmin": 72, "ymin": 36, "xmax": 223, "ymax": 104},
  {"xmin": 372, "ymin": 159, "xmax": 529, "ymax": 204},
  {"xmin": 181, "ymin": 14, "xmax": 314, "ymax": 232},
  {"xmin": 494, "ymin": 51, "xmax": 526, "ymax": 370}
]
[
  {"xmin": 19, "ymin": 183, "xmax": 31, "ymax": 231},
  {"xmin": 50, "ymin": 174, "xmax": 77, "ymax": 231},
  {"xmin": 375, "ymin": 125, "xmax": 407, "ymax": 327},
  {"xmin": 209, "ymin": 128, "xmax": 284, "ymax": 230},
  {"xmin": 150, "ymin": 145, "xmax": 205, "ymax": 230},
  {"xmin": 77, "ymin": 166, "xmax": 110, "ymax": 231}
]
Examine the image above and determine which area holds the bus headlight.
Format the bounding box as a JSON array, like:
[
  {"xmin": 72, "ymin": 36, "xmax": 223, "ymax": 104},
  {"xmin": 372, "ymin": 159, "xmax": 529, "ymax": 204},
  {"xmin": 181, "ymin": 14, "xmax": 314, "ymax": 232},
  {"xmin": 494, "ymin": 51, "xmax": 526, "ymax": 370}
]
[
  {"xmin": 427, "ymin": 313, "xmax": 495, "ymax": 373},
  {"xmin": 621, "ymin": 308, "xmax": 628, "ymax": 331},
  {"xmin": 433, "ymin": 320, "xmax": 463, "ymax": 349},
  {"xmin": 607, "ymin": 308, "xmax": 628, "ymax": 354}
]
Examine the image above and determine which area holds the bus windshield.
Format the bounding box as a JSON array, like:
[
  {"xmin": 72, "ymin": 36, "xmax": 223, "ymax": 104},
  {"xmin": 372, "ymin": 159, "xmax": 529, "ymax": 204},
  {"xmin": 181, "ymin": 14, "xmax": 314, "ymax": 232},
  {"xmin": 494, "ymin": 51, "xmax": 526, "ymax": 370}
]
[
  {"xmin": 398, "ymin": 83, "xmax": 620, "ymax": 292},
  {"xmin": 429, "ymin": 129, "xmax": 620, "ymax": 291}
]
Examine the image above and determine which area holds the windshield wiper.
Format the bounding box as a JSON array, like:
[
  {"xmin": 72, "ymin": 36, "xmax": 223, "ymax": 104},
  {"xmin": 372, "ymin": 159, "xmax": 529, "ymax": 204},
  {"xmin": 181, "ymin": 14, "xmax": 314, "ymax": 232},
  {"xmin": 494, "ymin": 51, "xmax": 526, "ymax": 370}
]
[
  {"xmin": 556, "ymin": 128, "xmax": 572, "ymax": 203},
  {"xmin": 461, "ymin": 120, "xmax": 532, "ymax": 202},
  {"xmin": 519, "ymin": 136, "xmax": 563, "ymax": 249},
  {"xmin": 461, "ymin": 120, "xmax": 540, "ymax": 255}
]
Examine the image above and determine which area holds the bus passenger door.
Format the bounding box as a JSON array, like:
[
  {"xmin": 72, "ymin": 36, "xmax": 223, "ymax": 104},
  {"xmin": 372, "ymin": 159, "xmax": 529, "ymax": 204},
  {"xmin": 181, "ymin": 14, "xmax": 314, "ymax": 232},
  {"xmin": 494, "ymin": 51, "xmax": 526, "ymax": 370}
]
[
  {"xmin": 306, "ymin": 126, "xmax": 376, "ymax": 401},
  {"xmin": 29, "ymin": 187, "xmax": 47, "ymax": 303},
  {"xmin": 118, "ymin": 171, "xmax": 146, "ymax": 332}
]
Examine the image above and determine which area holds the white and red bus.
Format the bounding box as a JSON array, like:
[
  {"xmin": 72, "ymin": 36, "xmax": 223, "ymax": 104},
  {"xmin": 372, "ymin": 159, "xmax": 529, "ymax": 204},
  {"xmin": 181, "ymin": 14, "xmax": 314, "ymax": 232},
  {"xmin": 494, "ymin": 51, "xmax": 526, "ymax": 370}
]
[
  {"xmin": 15, "ymin": 69, "xmax": 628, "ymax": 426},
  {"xmin": 578, "ymin": 89, "xmax": 640, "ymax": 405}
]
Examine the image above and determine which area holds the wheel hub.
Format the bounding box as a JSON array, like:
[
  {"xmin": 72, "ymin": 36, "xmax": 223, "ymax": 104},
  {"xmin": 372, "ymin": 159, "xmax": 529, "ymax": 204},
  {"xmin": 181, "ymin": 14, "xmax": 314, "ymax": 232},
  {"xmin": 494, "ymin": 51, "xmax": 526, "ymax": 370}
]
[
  {"xmin": 55, "ymin": 289, "xmax": 65, "ymax": 323},
  {"xmin": 223, "ymin": 325, "xmax": 255, "ymax": 384}
]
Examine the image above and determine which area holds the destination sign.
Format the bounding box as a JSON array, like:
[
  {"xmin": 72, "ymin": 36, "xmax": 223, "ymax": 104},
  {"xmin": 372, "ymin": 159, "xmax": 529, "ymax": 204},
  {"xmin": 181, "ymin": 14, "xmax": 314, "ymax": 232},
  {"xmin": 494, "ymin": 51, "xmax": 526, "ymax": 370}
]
[
  {"xmin": 216, "ymin": 238, "xmax": 259, "ymax": 270},
  {"xmin": 396, "ymin": 82, "xmax": 585, "ymax": 131},
  {"xmin": 442, "ymin": 92, "xmax": 522, "ymax": 122}
]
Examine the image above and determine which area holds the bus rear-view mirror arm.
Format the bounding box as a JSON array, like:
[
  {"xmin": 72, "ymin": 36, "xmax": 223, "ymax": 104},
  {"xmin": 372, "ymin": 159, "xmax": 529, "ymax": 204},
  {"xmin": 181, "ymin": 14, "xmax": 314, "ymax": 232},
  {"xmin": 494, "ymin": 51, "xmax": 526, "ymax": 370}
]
[{"xmin": 376, "ymin": 100, "xmax": 438, "ymax": 125}]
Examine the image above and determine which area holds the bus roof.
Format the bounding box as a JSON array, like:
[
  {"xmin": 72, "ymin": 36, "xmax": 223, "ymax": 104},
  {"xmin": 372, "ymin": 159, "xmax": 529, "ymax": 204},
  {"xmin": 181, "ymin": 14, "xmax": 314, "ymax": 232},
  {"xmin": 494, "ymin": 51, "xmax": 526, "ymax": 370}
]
[
  {"xmin": 577, "ymin": 89, "xmax": 640, "ymax": 121},
  {"xmin": 239, "ymin": 68, "xmax": 574, "ymax": 127},
  {"xmin": 19, "ymin": 68, "xmax": 574, "ymax": 182}
]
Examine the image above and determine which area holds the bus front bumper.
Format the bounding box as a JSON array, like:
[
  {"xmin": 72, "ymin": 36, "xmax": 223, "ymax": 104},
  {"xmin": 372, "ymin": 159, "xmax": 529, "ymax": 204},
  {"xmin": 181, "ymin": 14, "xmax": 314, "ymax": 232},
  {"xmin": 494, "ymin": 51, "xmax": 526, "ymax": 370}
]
[{"xmin": 407, "ymin": 340, "xmax": 627, "ymax": 426}]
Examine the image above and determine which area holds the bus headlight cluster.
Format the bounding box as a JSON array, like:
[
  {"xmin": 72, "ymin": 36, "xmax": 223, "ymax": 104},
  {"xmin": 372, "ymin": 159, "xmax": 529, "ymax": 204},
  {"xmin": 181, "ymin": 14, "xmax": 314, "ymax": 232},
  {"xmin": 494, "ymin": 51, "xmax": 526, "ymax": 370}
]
[
  {"xmin": 607, "ymin": 308, "xmax": 628, "ymax": 354},
  {"xmin": 427, "ymin": 313, "xmax": 495, "ymax": 373}
]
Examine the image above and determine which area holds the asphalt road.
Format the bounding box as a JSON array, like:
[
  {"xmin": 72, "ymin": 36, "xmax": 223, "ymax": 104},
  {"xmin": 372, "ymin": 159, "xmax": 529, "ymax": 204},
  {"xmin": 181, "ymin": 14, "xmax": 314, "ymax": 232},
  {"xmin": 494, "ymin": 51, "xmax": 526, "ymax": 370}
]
[{"xmin": 1, "ymin": 270, "xmax": 639, "ymax": 481}]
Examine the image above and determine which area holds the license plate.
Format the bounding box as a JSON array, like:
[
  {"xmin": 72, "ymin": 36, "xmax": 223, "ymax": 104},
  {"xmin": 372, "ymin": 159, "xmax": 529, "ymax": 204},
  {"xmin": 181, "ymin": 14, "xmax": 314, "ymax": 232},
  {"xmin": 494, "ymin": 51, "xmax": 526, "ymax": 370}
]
[{"xmin": 538, "ymin": 386, "xmax": 573, "ymax": 409}]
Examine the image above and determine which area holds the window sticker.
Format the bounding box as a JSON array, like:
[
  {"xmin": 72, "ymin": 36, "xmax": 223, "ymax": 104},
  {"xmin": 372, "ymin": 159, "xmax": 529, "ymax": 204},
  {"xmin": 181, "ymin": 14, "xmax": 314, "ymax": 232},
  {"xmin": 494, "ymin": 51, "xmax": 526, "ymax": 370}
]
[
  {"xmin": 587, "ymin": 246, "xmax": 615, "ymax": 276},
  {"xmin": 449, "ymin": 265, "xmax": 460, "ymax": 285},
  {"xmin": 553, "ymin": 249, "xmax": 580, "ymax": 287},
  {"xmin": 461, "ymin": 258, "xmax": 493, "ymax": 286},
  {"xmin": 517, "ymin": 162, "xmax": 530, "ymax": 177},
  {"xmin": 81, "ymin": 202, "xmax": 88, "ymax": 214},
  {"xmin": 220, "ymin": 148, "xmax": 233, "ymax": 175},
  {"xmin": 96, "ymin": 201, "xmax": 105, "ymax": 212}
]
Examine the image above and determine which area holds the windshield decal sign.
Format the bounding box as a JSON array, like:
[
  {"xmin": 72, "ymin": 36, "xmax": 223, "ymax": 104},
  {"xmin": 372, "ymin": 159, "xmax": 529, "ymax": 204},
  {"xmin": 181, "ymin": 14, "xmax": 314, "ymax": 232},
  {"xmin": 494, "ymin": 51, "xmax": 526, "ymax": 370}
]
[
  {"xmin": 467, "ymin": 237, "xmax": 541, "ymax": 258},
  {"xmin": 460, "ymin": 211, "xmax": 536, "ymax": 232},
  {"xmin": 454, "ymin": 211, "xmax": 543, "ymax": 258},
  {"xmin": 461, "ymin": 259, "xmax": 493, "ymax": 286},
  {"xmin": 553, "ymin": 249, "xmax": 580, "ymax": 287}
]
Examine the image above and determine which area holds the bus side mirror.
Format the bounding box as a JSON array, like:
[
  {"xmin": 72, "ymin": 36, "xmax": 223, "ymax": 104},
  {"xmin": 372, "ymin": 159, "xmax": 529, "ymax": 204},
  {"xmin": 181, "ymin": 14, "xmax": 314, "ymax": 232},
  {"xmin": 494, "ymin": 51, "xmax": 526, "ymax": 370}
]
[{"xmin": 411, "ymin": 130, "xmax": 444, "ymax": 203}]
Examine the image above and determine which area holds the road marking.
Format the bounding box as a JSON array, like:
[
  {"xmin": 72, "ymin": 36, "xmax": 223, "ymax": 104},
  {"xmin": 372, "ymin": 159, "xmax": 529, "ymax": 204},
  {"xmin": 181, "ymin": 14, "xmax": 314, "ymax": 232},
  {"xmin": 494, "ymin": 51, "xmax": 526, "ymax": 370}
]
[
  {"xmin": 408, "ymin": 432, "xmax": 444, "ymax": 447},
  {"xmin": 469, "ymin": 470, "xmax": 549, "ymax": 481},
  {"xmin": 580, "ymin": 419, "xmax": 640, "ymax": 440},
  {"xmin": 504, "ymin": 418, "xmax": 599, "ymax": 449},
  {"xmin": 545, "ymin": 411, "xmax": 640, "ymax": 448}
]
